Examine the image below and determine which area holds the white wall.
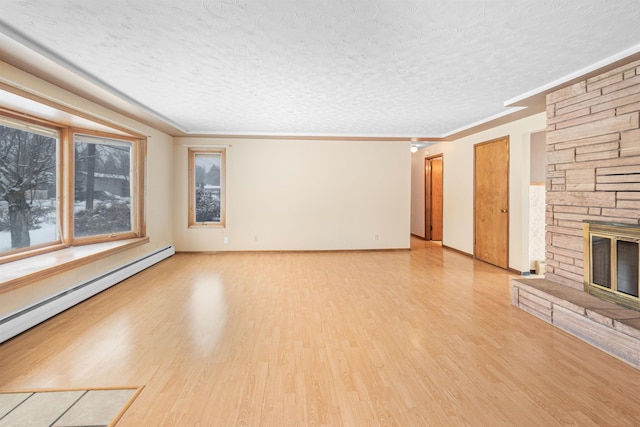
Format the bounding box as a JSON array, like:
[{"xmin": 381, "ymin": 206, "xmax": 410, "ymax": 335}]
[
  {"xmin": 530, "ymin": 131, "xmax": 547, "ymax": 183},
  {"xmin": 529, "ymin": 185, "xmax": 546, "ymax": 270},
  {"xmin": 0, "ymin": 62, "xmax": 174, "ymax": 316},
  {"xmin": 411, "ymin": 112, "xmax": 546, "ymax": 272},
  {"xmin": 410, "ymin": 152, "xmax": 426, "ymax": 238},
  {"xmin": 174, "ymin": 138, "xmax": 412, "ymax": 251}
]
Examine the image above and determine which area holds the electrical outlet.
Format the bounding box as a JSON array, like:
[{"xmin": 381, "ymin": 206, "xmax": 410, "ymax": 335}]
[
  {"xmin": 375, "ymin": 234, "xmax": 379, "ymax": 241},
  {"xmin": 223, "ymin": 237, "xmax": 229, "ymax": 244}
]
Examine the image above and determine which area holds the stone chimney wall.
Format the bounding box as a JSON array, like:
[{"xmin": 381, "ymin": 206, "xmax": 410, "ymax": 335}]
[{"xmin": 545, "ymin": 58, "xmax": 640, "ymax": 290}]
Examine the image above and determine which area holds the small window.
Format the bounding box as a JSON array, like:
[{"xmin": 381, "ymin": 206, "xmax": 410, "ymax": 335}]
[{"xmin": 188, "ymin": 148, "xmax": 225, "ymax": 227}]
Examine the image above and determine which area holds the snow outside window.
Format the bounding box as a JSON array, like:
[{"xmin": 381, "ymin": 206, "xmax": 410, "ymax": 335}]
[
  {"xmin": 0, "ymin": 117, "xmax": 59, "ymax": 255},
  {"xmin": 188, "ymin": 148, "xmax": 225, "ymax": 228},
  {"xmin": 73, "ymin": 134, "xmax": 134, "ymax": 238}
]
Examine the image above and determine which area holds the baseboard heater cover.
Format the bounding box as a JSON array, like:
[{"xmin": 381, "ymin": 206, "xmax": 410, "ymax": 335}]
[{"xmin": 0, "ymin": 245, "xmax": 175, "ymax": 344}]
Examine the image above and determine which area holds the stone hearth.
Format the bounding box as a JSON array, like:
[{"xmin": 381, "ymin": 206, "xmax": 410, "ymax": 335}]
[{"xmin": 511, "ymin": 278, "xmax": 640, "ymax": 369}]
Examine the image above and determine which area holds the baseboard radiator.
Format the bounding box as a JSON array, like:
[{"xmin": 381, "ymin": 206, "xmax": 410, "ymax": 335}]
[{"xmin": 0, "ymin": 245, "xmax": 175, "ymax": 344}]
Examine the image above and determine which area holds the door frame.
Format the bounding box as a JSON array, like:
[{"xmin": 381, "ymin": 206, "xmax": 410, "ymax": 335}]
[
  {"xmin": 424, "ymin": 154, "xmax": 443, "ymax": 241},
  {"xmin": 473, "ymin": 136, "xmax": 509, "ymax": 269}
]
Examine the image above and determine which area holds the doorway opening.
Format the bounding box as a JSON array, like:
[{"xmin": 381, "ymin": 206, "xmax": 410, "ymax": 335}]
[{"xmin": 425, "ymin": 155, "xmax": 443, "ymax": 241}]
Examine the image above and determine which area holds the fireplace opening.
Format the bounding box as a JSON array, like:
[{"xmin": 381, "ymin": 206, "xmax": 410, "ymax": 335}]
[
  {"xmin": 584, "ymin": 221, "xmax": 640, "ymax": 311},
  {"xmin": 617, "ymin": 240, "xmax": 639, "ymax": 297},
  {"xmin": 591, "ymin": 236, "xmax": 611, "ymax": 288}
]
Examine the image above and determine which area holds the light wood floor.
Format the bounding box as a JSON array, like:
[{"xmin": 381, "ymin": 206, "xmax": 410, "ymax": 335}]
[{"xmin": 2, "ymin": 238, "xmax": 640, "ymax": 426}]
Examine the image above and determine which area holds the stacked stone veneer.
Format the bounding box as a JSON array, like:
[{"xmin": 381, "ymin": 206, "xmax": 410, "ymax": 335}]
[
  {"xmin": 511, "ymin": 279, "xmax": 640, "ymax": 368},
  {"xmin": 546, "ymin": 58, "xmax": 640, "ymax": 290}
]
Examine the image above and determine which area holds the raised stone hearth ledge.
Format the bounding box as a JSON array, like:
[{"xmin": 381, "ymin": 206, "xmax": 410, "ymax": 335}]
[{"xmin": 511, "ymin": 278, "xmax": 640, "ymax": 369}]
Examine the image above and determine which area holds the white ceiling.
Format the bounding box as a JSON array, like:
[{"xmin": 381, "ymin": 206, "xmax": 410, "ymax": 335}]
[{"xmin": 1, "ymin": 1, "xmax": 640, "ymax": 139}]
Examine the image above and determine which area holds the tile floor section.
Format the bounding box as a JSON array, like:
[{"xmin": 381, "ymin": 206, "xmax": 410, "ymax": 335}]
[{"xmin": 0, "ymin": 388, "xmax": 141, "ymax": 427}]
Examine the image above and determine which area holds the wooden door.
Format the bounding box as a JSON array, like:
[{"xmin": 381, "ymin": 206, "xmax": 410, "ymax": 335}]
[
  {"xmin": 425, "ymin": 155, "xmax": 443, "ymax": 241},
  {"xmin": 474, "ymin": 137, "xmax": 509, "ymax": 269}
]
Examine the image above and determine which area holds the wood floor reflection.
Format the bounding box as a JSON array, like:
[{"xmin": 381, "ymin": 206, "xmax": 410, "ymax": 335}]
[{"xmin": 1, "ymin": 238, "xmax": 640, "ymax": 425}]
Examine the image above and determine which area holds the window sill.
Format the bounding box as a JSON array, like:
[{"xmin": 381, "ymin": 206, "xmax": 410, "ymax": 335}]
[{"xmin": 0, "ymin": 237, "xmax": 150, "ymax": 294}]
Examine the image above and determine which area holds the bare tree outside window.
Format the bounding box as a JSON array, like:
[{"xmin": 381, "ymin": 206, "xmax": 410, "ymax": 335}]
[
  {"xmin": 195, "ymin": 154, "xmax": 221, "ymax": 222},
  {"xmin": 0, "ymin": 108, "xmax": 145, "ymax": 263},
  {"xmin": 74, "ymin": 135, "xmax": 133, "ymax": 237},
  {"xmin": 0, "ymin": 121, "xmax": 58, "ymax": 254}
]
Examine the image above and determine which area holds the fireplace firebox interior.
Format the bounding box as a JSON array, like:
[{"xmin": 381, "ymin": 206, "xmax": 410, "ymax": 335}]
[{"xmin": 584, "ymin": 221, "xmax": 640, "ymax": 311}]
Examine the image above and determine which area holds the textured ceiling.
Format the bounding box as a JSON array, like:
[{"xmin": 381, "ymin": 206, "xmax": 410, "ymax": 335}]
[{"xmin": 1, "ymin": 1, "xmax": 640, "ymax": 138}]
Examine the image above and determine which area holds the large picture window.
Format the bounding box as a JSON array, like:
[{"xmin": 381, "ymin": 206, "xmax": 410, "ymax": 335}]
[
  {"xmin": 0, "ymin": 111, "xmax": 145, "ymax": 261},
  {"xmin": 73, "ymin": 134, "xmax": 134, "ymax": 239},
  {"xmin": 188, "ymin": 148, "xmax": 225, "ymax": 227},
  {"xmin": 0, "ymin": 117, "xmax": 59, "ymax": 253}
]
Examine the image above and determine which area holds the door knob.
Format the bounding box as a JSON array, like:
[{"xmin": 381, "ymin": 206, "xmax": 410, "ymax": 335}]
[{"xmin": 500, "ymin": 209, "xmax": 508, "ymax": 213}]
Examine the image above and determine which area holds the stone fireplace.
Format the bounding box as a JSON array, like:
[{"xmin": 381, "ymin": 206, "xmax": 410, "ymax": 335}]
[
  {"xmin": 543, "ymin": 55, "xmax": 640, "ymax": 293},
  {"xmin": 512, "ymin": 56, "xmax": 640, "ymax": 369},
  {"xmin": 584, "ymin": 221, "xmax": 640, "ymax": 311}
]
